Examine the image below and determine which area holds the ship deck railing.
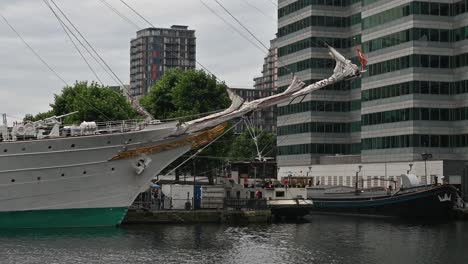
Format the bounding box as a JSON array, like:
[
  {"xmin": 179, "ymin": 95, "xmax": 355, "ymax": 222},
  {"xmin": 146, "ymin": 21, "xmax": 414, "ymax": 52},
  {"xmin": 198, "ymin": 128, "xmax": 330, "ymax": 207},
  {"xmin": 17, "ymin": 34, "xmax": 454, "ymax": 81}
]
[
  {"xmin": 0, "ymin": 119, "xmax": 151, "ymax": 142},
  {"xmin": 93, "ymin": 119, "xmax": 148, "ymax": 134}
]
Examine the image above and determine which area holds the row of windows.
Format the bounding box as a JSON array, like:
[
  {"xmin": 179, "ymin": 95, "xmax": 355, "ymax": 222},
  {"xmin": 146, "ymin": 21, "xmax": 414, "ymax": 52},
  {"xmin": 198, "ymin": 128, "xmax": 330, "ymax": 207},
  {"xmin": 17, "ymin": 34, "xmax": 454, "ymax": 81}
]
[
  {"xmin": 280, "ymin": 56, "xmax": 362, "ymax": 77},
  {"xmin": 366, "ymin": 55, "xmax": 434, "ymax": 76},
  {"xmin": 363, "ymin": 2, "xmax": 451, "ymax": 30},
  {"xmin": 362, "ymin": 26, "xmax": 468, "ymax": 53},
  {"xmin": 278, "ymin": 58, "xmax": 334, "ymax": 77},
  {"xmin": 364, "ymin": 1, "xmax": 468, "ymax": 29},
  {"xmin": 362, "ymin": 0, "xmax": 381, "ymax": 6},
  {"xmin": 363, "ymin": 107, "xmax": 468, "ymax": 126},
  {"xmin": 278, "ymin": 0, "xmax": 311, "ymax": 18},
  {"xmin": 361, "ymin": 80, "xmax": 468, "ymax": 102},
  {"xmin": 367, "ymin": 53, "xmax": 468, "ymax": 77},
  {"xmin": 362, "ymin": 134, "xmax": 468, "ymax": 150},
  {"xmin": 278, "ymin": 14, "xmax": 361, "ymax": 37},
  {"xmin": 277, "ymin": 121, "xmax": 361, "ymax": 136},
  {"xmin": 362, "ymin": 28, "xmax": 446, "ymax": 53},
  {"xmin": 278, "ymin": 0, "xmax": 361, "ymax": 18},
  {"xmin": 277, "ymin": 78, "xmax": 361, "ymax": 93},
  {"xmin": 278, "ymin": 143, "xmax": 361, "ymax": 156},
  {"xmin": 278, "ymin": 38, "xmax": 313, "ymax": 58},
  {"xmin": 452, "ymin": 0, "xmax": 468, "ymax": 16},
  {"xmin": 277, "ymin": 100, "xmax": 361, "ymax": 116},
  {"xmin": 278, "ymin": 35, "xmax": 361, "ymax": 57},
  {"xmin": 278, "ymin": 79, "xmax": 313, "ymax": 93}
]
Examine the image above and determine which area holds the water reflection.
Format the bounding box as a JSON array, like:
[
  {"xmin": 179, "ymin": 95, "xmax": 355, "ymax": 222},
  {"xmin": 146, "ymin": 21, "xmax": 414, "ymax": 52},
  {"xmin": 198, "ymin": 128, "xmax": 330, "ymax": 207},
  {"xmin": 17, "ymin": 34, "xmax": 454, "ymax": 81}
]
[{"xmin": 0, "ymin": 216, "xmax": 466, "ymax": 264}]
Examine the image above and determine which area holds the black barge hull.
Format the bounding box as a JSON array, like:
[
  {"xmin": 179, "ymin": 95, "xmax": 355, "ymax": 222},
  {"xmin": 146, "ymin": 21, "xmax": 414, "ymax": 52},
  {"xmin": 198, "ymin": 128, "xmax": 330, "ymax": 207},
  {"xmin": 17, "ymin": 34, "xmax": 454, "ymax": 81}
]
[{"xmin": 311, "ymin": 185, "xmax": 457, "ymax": 218}]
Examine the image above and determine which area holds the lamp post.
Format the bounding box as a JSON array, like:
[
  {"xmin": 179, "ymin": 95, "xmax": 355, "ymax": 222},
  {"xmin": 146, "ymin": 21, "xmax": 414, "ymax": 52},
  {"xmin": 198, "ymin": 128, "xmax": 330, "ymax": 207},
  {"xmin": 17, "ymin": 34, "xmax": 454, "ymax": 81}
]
[
  {"xmin": 355, "ymin": 165, "xmax": 362, "ymax": 193},
  {"xmin": 407, "ymin": 163, "xmax": 413, "ymax": 174},
  {"xmin": 307, "ymin": 166, "xmax": 312, "ymax": 187},
  {"xmin": 251, "ymin": 162, "xmax": 257, "ymax": 189},
  {"xmin": 421, "ymin": 152, "xmax": 432, "ymax": 183}
]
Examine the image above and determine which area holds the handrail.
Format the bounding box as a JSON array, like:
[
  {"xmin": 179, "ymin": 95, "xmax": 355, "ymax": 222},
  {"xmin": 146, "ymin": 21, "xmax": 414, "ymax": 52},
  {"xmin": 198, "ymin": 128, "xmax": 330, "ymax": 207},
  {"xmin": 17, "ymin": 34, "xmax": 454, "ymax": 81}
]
[{"xmin": 0, "ymin": 119, "xmax": 151, "ymax": 142}]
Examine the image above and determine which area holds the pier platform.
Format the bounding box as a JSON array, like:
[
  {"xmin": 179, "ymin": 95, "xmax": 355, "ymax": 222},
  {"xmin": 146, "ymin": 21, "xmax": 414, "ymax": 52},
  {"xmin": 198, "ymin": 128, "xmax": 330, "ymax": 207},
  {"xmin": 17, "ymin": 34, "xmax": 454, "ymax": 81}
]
[{"xmin": 122, "ymin": 209, "xmax": 272, "ymax": 225}]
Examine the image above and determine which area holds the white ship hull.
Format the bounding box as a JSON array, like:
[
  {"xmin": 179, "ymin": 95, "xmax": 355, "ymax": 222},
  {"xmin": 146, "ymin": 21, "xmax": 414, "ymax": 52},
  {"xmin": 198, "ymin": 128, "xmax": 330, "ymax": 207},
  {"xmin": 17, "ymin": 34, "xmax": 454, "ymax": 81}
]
[{"xmin": 0, "ymin": 123, "xmax": 220, "ymax": 228}]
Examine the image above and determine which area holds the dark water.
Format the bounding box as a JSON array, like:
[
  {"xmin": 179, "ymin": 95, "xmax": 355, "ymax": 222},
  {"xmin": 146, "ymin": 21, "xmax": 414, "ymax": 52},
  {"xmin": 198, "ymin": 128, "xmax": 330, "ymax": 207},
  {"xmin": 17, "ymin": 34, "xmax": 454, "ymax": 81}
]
[{"xmin": 0, "ymin": 215, "xmax": 467, "ymax": 264}]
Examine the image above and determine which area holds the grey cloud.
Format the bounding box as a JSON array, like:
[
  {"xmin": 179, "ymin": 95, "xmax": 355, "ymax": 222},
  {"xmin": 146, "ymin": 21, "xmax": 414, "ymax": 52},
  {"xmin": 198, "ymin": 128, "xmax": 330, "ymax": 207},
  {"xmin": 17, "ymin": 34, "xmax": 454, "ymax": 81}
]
[{"xmin": 0, "ymin": 0, "xmax": 276, "ymax": 121}]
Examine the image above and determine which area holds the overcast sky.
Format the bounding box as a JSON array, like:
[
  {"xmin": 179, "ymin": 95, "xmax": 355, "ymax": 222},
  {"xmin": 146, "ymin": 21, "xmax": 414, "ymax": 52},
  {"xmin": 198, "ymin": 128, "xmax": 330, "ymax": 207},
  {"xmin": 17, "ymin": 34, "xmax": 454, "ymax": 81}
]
[{"xmin": 0, "ymin": 0, "xmax": 277, "ymax": 122}]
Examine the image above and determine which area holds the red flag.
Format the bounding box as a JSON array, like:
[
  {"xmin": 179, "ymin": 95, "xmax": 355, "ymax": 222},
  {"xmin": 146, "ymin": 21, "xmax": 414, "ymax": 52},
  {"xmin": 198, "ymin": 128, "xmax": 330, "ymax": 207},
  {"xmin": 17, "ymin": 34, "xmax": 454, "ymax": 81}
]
[{"xmin": 356, "ymin": 47, "xmax": 368, "ymax": 68}]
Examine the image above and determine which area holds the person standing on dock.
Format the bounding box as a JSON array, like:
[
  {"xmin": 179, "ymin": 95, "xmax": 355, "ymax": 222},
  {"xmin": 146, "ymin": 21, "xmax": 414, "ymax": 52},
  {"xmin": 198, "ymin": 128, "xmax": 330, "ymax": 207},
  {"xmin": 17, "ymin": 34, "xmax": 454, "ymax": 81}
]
[
  {"xmin": 255, "ymin": 190, "xmax": 261, "ymax": 199},
  {"xmin": 159, "ymin": 191, "xmax": 165, "ymax": 210}
]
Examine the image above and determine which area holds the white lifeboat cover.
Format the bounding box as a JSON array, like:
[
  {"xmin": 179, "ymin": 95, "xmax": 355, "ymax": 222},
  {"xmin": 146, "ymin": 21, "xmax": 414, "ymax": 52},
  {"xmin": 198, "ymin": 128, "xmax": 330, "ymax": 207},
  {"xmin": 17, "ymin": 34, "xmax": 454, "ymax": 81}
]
[
  {"xmin": 400, "ymin": 174, "xmax": 421, "ymax": 188},
  {"xmin": 80, "ymin": 121, "xmax": 97, "ymax": 129}
]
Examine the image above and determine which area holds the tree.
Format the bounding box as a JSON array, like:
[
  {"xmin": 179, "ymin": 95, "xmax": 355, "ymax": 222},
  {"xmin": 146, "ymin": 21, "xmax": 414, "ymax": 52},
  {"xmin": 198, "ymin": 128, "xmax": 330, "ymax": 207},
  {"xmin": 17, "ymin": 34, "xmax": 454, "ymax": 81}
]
[
  {"xmin": 141, "ymin": 69, "xmax": 232, "ymax": 183},
  {"xmin": 24, "ymin": 81, "xmax": 138, "ymax": 124},
  {"xmin": 23, "ymin": 111, "xmax": 54, "ymax": 122},
  {"xmin": 229, "ymin": 129, "xmax": 277, "ymax": 161},
  {"xmin": 228, "ymin": 129, "xmax": 277, "ymax": 180},
  {"xmin": 140, "ymin": 69, "xmax": 230, "ymax": 120}
]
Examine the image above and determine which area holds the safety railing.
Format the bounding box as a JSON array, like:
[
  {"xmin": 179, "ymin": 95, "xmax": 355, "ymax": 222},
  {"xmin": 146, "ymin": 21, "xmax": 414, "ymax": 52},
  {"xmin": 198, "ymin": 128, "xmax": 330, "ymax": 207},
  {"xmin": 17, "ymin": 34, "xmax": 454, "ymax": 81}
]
[
  {"xmin": 130, "ymin": 192, "xmax": 268, "ymax": 212},
  {"xmin": 224, "ymin": 198, "xmax": 268, "ymax": 211}
]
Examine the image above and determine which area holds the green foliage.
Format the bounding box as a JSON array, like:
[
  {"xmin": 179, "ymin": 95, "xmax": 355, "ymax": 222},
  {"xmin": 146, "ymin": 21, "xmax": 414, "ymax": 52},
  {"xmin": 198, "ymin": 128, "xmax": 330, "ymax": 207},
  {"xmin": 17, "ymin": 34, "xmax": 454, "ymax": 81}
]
[
  {"xmin": 229, "ymin": 129, "xmax": 277, "ymax": 161},
  {"xmin": 25, "ymin": 81, "xmax": 138, "ymax": 124},
  {"xmin": 23, "ymin": 111, "xmax": 54, "ymax": 122},
  {"xmin": 179, "ymin": 130, "xmax": 236, "ymax": 182},
  {"xmin": 141, "ymin": 69, "xmax": 278, "ymax": 182},
  {"xmin": 140, "ymin": 69, "xmax": 230, "ymax": 120},
  {"xmin": 141, "ymin": 69, "xmax": 233, "ymax": 183}
]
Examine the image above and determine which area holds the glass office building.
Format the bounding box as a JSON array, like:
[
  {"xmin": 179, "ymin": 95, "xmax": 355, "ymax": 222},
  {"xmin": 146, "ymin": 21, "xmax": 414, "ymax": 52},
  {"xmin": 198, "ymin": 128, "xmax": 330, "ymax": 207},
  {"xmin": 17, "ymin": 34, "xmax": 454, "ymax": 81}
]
[
  {"xmin": 277, "ymin": 0, "xmax": 362, "ymax": 166},
  {"xmin": 276, "ymin": 0, "xmax": 468, "ymax": 196}
]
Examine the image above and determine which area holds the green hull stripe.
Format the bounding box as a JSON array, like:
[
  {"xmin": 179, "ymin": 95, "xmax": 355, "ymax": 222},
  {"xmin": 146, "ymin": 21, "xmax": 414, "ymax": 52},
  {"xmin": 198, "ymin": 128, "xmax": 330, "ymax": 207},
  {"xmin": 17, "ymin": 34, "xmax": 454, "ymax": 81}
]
[{"xmin": 0, "ymin": 207, "xmax": 128, "ymax": 229}]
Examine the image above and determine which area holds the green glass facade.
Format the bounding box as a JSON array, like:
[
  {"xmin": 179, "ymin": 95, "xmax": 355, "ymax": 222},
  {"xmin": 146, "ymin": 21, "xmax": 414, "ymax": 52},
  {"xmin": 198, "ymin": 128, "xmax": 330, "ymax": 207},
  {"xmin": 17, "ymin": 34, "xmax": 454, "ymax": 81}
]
[
  {"xmin": 278, "ymin": 121, "xmax": 361, "ymax": 136},
  {"xmin": 277, "ymin": 0, "xmax": 362, "ymax": 162},
  {"xmin": 279, "ymin": 0, "xmax": 361, "ymax": 19},
  {"xmin": 359, "ymin": 0, "xmax": 468, "ymax": 160},
  {"xmin": 278, "ymin": 143, "xmax": 362, "ymax": 155},
  {"xmin": 278, "ymin": 79, "xmax": 361, "ymax": 93},
  {"xmin": 278, "ymin": 58, "xmax": 334, "ymax": 76},
  {"xmin": 279, "ymin": 35, "xmax": 360, "ymax": 57},
  {"xmin": 278, "ymin": 100, "xmax": 361, "ymax": 116},
  {"xmin": 362, "ymin": 134, "xmax": 468, "ymax": 150},
  {"xmin": 362, "ymin": 107, "xmax": 468, "ymax": 126},
  {"xmin": 365, "ymin": 53, "xmax": 468, "ymax": 77},
  {"xmin": 362, "ymin": 80, "xmax": 468, "ymax": 102},
  {"xmin": 278, "ymin": 14, "xmax": 361, "ymax": 37},
  {"xmin": 277, "ymin": 0, "xmax": 468, "ymax": 166}
]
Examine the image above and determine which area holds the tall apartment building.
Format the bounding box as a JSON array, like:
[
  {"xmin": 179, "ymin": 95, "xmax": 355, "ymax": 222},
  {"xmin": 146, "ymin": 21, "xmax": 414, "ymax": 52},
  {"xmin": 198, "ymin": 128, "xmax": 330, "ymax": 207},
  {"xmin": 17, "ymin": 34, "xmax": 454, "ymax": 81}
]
[
  {"xmin": 254, "ymin": 39, "xmax": 278, "ymax": 91},
  {"xmin": 249, "ymin": 38, "xmax": 279, "ymax": 134},
  {"xmin": 276, "ymin": 0, "xmax": 468, "ymax": 197},
  {"xmin": 230, "ymin": 39, "xmax": 279, "ymax": 134},
  {"xmin": 130, "ymin": 25, "xmax": 196, "ymax": 99}
]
